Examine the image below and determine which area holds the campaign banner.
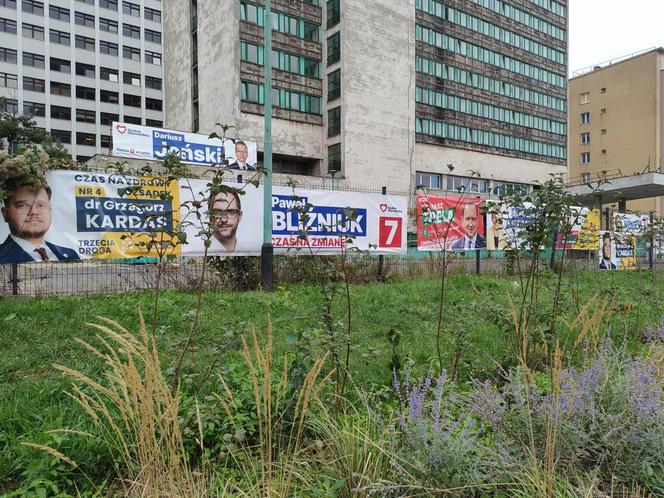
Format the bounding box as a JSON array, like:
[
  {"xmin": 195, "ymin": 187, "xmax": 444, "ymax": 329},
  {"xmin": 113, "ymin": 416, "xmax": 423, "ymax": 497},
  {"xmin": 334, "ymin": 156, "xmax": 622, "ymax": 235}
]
[
  {"xmin": 0, "ymin": 170, "xmax": 263, "ymax": 264},
  {"xmin": 598, "ymin": 231, "xmax": 637, "ymax": 271},
  {"xmin": 271, "ymin": 187, "xmax": 408, "ymax": 254},
  {"xmin": 612, "ymin": 212, "xmax": 650, "ymax": 234},
  {"xmin": 416, "ymin": 195, "xmax": 485, "ymax": 251},
  {"xmin": 110, "ymin": 122, "xmax": 258, "ymax": 169},
  {"xmin": 555, "ymin": 207, "xmax": 600, "ymax": 250}
]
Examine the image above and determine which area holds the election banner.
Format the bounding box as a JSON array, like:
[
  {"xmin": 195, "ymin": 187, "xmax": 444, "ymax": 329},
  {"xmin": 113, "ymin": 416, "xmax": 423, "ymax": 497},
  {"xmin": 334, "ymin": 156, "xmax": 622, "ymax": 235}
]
[
  {"xmin": 612, "ymin": 212, "xmax": 650, "ymax": 234},
  {"xmin": 416, "ymin": 195, "xmax": 485, "ymax": 251},
  {"xmin": 598, "ymin": 231, "xmax": 637, "ymax": 271},
  {"xmin": 555, "ymin": 207, "xmax": 600, "ymax": 250},
  {"xmin": 0, "ymin": 170, "xmax": 264, "ymax": 264},
  {"xmin": 271, "ymin": 187, "xmax": 408, "ymax": 254},
  {"xmin": 110, "ymin": 122, "xmax": 258, "ymax": 169}
]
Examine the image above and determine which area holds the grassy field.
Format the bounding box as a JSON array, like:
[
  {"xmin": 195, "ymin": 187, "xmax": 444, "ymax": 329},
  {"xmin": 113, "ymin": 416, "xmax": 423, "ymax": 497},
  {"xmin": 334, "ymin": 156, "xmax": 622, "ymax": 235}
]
[{"xmin": 1, "ymin": 269, "xmax": 662, "ymax": 495}]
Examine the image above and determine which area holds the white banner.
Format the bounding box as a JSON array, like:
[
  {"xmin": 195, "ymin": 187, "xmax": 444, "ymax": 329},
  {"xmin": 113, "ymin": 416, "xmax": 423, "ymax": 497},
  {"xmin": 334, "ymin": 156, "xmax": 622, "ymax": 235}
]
[
  {"xmin": 111, "ymin": 122, "xmax": 258, "ymax": 169},
  {"xmin": 271, "ymin": 187, "xmax": 408, "ymax": 254}
]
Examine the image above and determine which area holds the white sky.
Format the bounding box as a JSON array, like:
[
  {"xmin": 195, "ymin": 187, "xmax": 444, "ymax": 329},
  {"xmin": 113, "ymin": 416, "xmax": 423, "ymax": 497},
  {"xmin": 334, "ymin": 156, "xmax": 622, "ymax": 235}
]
[{"xmin": 569, "ymin": 0, "xmax": 664, "ymax": 74}]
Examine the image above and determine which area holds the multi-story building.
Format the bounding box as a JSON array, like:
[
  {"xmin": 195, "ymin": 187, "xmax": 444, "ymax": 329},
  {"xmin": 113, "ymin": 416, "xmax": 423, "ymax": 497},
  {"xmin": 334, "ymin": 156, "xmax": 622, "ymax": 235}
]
[
  {"xmin": 164, "ymin": 0, "xmax": 568, "ymax": 194},
  {"xmin": 0, "ymin": 0, "xmax": 163, "ymax": 161},
  {"xmin": 568, "ymin": 48, "xmax": 664, "ymax": 215}
]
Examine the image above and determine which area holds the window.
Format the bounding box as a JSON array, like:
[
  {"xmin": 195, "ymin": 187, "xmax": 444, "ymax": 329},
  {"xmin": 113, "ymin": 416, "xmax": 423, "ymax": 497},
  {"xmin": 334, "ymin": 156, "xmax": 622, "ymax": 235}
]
[
  {"xmin": 144, "ymin": 6, "xmax": 161, "ymax": 22},
  {"xmin": 23, "ymin": 76, "xmax": 45, "ymax": 92},
  {"xmin": 580, "ymin": 91, "xmax": 589, "ymax": 104},
  {"xmin": 1, "ymin": 98, "xmax": 18, "ymax": 114},
  {"xmin": 100, "ymin": 66, "xmax": 119, "ymax": 81},
  {"xmin": 76, "ymin": 108, "xmax": 96, "ymax": 123},
  {"xmin": 327, "ymin": 0, "xmax": 339, "ymax": 28},
  {"xmin": 75, "ymin": 35, "xmax": 95, "ymax": 51},
  {"xmin": 76, "ymin": 155, "xmax": 92, "ymax": 163},
  {"xmin": 51, "ymin": 105, "xmax": 71, "ymax": 120},
  {"xmin": 0, "ymin": 72, "xmax": 17, "ymax": 88},
  {"xmin": 76, "ymin": 62, "xmax": 95, "ymax": 78},
  {"xmin": 601, "ymin": 87, "xmax": 606, "ymax": 93},
  {"xmin": 123, "ymin": 23, "xmax": 140, "ymax": 38},
  {"xmin": 49, "ymin": 5, "xmax": 69, "ymax": 21},
  {"xmin": 145, "ymin": 75, "xmax": 162, "ymax": 90},
  {"xmin": 100, "ymin": 0, "xmax": 117, "ymax": 10},
  {"xmin": 145, "ymin": 97, "xmax": 162, "ymax": 111},
  {"xmin": 581, "ymin": 112, "xmax": 590, "ymax": 124},
  {"xmin": 601, "ymin": 128, "xmax": 607, "ymax": 135},
  {"xmin": 144, "ymin": 28, "xmax": 161, "ymax": 44},
  {"xmin": 327, "ymin": 106, "xmax": 340, "ymax": 137},
  {"xmin": 581, "ymin": 152, "xmax": 591, "ymax": 164},
  {"xmin": 49, "ymin": 29, "xmax": 70, "ymax": 45},
  {"xmin": 23, "ymin": 101, "xmax": 45, "ymax": 116},
  {"xmin": 122, "ymin": 1, "xmax": 139, "ymax": 16},
  {"xmin": 241, "ymin": 81, "xmax": 262, "ymax": 103},
  {"xmin": 328, "ymin": 143, "xmax": 341, "ymax": 173},
  {"xmin": 327, "ymin": 32, "xmax": 340, "ymax": 65},
  {"xmin": 76, "ymin": 132, "xmax": 96, "ymax": 146},
  {"xmin": 447, "ymin": 175, "xmax": 489, "ymax": 193},
  {"xmin": 75, "ymin": 11, "xmax": 95, "ymax": 27},
  {"xmin": 76, "ymin": 85, "xmax": 95, "ymax": 100},
  {"xmin": 100, "ymin": 90, "xmax": 119, "ymax": 104},
  {"xmin": 123, "ymin": 93, "xmax": 141, "ymax": 107},
  {"xmin": 327, "ymin": 69, "xmax": 340, "ymax": 101},
  {"xmin": 100, "ymin": 112, "xmax": 118, "ymax": 125},
  {"xmin": 601, "ymin": 149, "xmax": 607, "ymax": 154},
  {"xmin": 581, "ymin": 132, "xmax": 590, "ymax": 144},
  {"xmin": 581, "ymin": 172, "xmax": 591, "ymax": 183},
  {"xmin": 99, "ymin": 40, "xmax": 118, "ymax": 55},
  {"xmin": 0, "ymin": 17, "xmax": 17, "ymax": 33},
  {"xmin": 22, "ymin": 52, "xmax": 45, "ymax": 68},
  {"xmin": 23, "ymin": 23, "xmax": 44, "ymax": 40},
  {"xmin": 51, "ymin": 129, "xmax": 70, "ymax": 144},
  {"xmin": 50, "ymin": 58, "xmax": 70, "ymax": 73},
  {"xmin": 145, "ymin": 50, "xmax": 161, "ymax": 65},
  {"xmin": 124, "ymin": 115, "xmax": 141, "ymax": 124},
  {"xmin": 0, "ymin": 48, "xmax": 17, "ymax": 63},
  {"xmin": 123, "ymin": 45, "xmax": 141, "ymax": 61},
  {"xmin": 99, "ymin": 17, "xmax": 117, "ymax": 32},
  {"xmin": 601, "ymin": 108, "xmax": 607, "ymax": 114},
  {"xmin": 146, "ymin": 119, "xmax": 162, "ymax": 127},
  {"xmin": 100, "ymin": 134, "xmax": 111, "ymax": 148},
  {"xmin": 76, "ymin": 0, "xmax": 94, "ymax": 4},
  {"xmin": 123, "ymin": 71, "xmax": 141, "ymax": 85},
  {"xmin": 50, "ymin": 81, "xmax": 71, "ymax": 96},
  {"xmin": 416, "ymin": 171, "xmax": 442, "ymax": 189},
  {"xmin": 0, "ymin": 0, "xmax": 17, "ymax": 8},
  {"xmin": 22, "ymin": 0, "xmax": 43, "ymax": 16}
]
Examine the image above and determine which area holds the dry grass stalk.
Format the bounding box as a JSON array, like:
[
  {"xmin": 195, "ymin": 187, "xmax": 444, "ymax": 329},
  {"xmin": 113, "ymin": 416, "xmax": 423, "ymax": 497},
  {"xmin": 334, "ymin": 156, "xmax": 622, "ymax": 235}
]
[{"xmin": 52, "ymin": 311, "xmax": 204, "ymax": 498}]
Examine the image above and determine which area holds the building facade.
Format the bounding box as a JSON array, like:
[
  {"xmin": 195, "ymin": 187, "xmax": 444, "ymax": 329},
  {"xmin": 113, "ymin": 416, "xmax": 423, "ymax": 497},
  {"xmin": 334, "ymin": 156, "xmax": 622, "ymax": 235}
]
[
  {"xmin": 568, "ymin": 48, "xmax": 664, "ymax": 215},
  {"xmin": 164, "ymin": 0, "xmax": 568, "ymax": 194},
  {"xmin": 0, "ymin": 0, "xmax": 163, "ymax": 161}
]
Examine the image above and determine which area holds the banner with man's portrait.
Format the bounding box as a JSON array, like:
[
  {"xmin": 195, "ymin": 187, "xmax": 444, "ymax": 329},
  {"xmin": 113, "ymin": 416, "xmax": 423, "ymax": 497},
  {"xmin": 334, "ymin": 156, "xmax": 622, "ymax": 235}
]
[
  {"xmin": 598, "ymin": 231, "xmax": 637, "ymax": 271},
  {"xmin": 416, "ymin": 195, "xmax": 485, "ymax": 251}
]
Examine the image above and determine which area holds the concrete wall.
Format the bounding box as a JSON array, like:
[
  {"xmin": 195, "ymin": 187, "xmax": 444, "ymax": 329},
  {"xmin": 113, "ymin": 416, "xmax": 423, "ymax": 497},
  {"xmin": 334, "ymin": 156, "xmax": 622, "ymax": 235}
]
[{"xmin": 163, "ymin": 1, "xmax": 193, "ymax": 130}]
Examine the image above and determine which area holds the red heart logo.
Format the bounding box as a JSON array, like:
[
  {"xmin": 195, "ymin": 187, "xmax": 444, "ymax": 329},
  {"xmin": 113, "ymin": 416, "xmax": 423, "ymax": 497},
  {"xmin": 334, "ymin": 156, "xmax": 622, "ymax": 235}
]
[
  {"xmin": 116, "ymin": 124, "xmax": 127, "ymax": 134},
  {"xmin": 380, "ymin": 203, "xmax": 388, "ymax": 212}
]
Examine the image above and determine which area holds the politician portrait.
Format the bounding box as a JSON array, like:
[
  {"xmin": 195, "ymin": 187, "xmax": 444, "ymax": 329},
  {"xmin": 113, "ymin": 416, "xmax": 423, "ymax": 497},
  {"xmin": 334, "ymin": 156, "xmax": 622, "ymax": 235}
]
[{"xmin": 208, "ymin": 185, "xmax": 243, "ymax": 253}]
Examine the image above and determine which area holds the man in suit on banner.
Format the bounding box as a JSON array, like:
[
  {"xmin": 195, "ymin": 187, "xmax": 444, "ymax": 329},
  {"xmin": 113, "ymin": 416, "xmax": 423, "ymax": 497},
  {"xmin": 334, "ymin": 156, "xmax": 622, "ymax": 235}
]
[
  {"xmin": 0, "ymin": 182, "xmax": 79, "ymax": 264},
  {"xmin": 450, "ymin": 202, "xmax": 485, "ymax": 251},
  {"xmin": 227, "ymin": 140, "xmax": 256, "ymax": 171}
]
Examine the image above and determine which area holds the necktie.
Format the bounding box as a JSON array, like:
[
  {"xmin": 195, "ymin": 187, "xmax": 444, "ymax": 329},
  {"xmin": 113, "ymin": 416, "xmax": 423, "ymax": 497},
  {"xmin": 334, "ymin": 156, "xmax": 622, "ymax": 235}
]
[{"xmin": 35, "ymin": 247, "xmax": 49, "ymax": 261}]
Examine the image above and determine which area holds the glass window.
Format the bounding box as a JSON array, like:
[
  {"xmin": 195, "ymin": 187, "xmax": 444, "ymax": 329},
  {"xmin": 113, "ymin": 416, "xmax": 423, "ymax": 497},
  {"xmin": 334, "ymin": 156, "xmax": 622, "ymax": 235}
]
[
  {"xmin": 0, "ymin": 17, "xmax": 17, "ymax": 33},
  {"xmin": 23, "ymin": 101, "xmax": 45, "ymax": 117},
  {"xmin": 327, "ymin": 69, "xmax": 340, "ymax": 101},
  {"xmin": 23, "ymin": 23, "xmax": 44, "ymax": 40},
  {"xmin": 76, "ymin": 62, "xmax": 95, "ymax": 78},
  {"xmin": 76, "ymin": 109, "xmax": 96, "ymax": 123},
  {"xmin": 123, "ymin": 93, "xmax": 141, "ymax": 107},
  {"xmin": 22, "ymin": 52, "xmax": 44, "ymax": 68},
  {"xmin": 49, "ymin": 5, "xmax": 69, "ymax": 21},
  {"xmin": 50, "ymin": 81, "xmax": 71, "ymax": 96},
  {"xmin": 0, "ymin": 48, "xmax": 17, "ymax": 63},
  {"xmin": 122, "ymin": 0, "xmax": 139, "ymax": 16},
  {"xmin": 76, "ymin": 132, "xmax": 96, "ymax": 146},
  {"xmin": 327, "ymin": 0, "xmax": 339, "ymax": 28},
  {"xmin": 145, "ymin": 75, "xmax": 162, "ymax": 90},
  {"xmin": 75, "ymin": 11, "xmax": 95, "ymax": 27},
  {"xmin": 328, "ymin": 143, "xmax": 341, "ymax": 172},
  {"xmin": 51, "ymin": 129, "xmax": 71, "ymax": 144},
  {"xmin": 0, "ymin": 0, "xmax": 17, "ymax": 9},
  {"xmin": 144, "ymin": 28, "xmax": 161, "ymax": 44},
  {"xmin": 23, "ymin": 76, "xmax": 45, "ymax": 92},
  {"xmin": 99, "ymin": 40, "xmax": 118, "ymax": 55},
  {"xmin": 49, "ymin": 29, "xmax": 69, "ymax": 45},
  {"xmin": 99, "ymin": 112, "xmax": 119, "ymax": 125},
  {"xmin": 51, "ymin": 105, "xmax": 71, "ymax": 120},
  {"xmin": 123, "ymin": 23, "xmax": 140, "ymax": 38},
  {"xmin": 99, "ymin": 17, "xmax": 118, "ymax": 32},
  {"xmin": 0, "ymin": 72, "xmax": 18, "ymax": 88},
  {"xmin": 100, "ymin": 66, "xmax": 119, "ymax": 81},
  {"xmin": 123, "ymin": 45, "xmax": 141, "ymax": 61},
  {"xmin": 145, "ymin": 97, "xmax": 162, "ymax": 111},
  {"xmin": 75, "ymin": 34, "xmax": 95, "ymax": 51},
  {"xmin": 416, "ymin": 171, "xmax": 442, "ymax": 190},
  {"xmin": 123, "ymin": 71, "xmax": 141, "ymax": 85},
  {"xmin": 327, "ymin": 32, "xmax": 340, "ymax": 66},
  {"xmin": 327, "ymin": 106, "xmax": 340, "ymax": 137},
  {"xmin": 100, "ymin": 89, "xmax": 118, "ymax": 103},
  {"xmin": 145, "ymin": 119, "xmax": 162, "ymax": 127},
  {"xmin": 76, "ymin": 85, "xmax": 96, "ymax": 100},
  {"xmin": 99, "ymin": 0, "xmax": 117, "ymax": 10},
  {"xmin": 22, "ymin": 0, "xmax": 43, "ymax": 16},
  {"xmin": 145, "ymin": 50, "xmax": 161, "ymax": 65},
  {"xmin": 1, "ymin": 98, "xmax": 18, "ymax": 114},
  {"xmin": 144, "ymin": 6, "xmax": 161, "ymax": 22}
]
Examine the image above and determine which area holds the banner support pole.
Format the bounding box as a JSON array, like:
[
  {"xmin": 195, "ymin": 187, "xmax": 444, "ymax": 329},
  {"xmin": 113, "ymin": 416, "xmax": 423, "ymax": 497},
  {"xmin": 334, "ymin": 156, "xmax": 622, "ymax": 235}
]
[
  {"xmin": 377, "ymin": 186, "xmax": 386, "ymax": 282},
  {"xmin": 261, "ymin": 0, "xmax": 274, "ymax": 292}
]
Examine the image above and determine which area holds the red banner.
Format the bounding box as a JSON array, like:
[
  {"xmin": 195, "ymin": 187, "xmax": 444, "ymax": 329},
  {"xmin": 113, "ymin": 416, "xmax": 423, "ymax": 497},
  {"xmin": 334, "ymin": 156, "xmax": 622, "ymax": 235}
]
[{"xmin": 416, "ymin": 195, "xmax": 484, "ymax": 251}]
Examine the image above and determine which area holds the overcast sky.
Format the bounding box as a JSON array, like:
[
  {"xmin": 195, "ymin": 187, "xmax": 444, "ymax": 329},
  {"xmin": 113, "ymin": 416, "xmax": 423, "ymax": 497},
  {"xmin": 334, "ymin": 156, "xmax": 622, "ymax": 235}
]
[{"xmin": 569, "ymin": 0, "xmax": 664, "ymax": 74}]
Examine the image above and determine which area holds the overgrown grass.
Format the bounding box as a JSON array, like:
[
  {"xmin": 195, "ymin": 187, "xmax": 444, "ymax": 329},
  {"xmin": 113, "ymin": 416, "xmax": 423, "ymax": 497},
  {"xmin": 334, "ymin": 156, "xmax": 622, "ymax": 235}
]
[{"xmin": 1, "ymin": 270, "xmax": 662, "ymax": 494}]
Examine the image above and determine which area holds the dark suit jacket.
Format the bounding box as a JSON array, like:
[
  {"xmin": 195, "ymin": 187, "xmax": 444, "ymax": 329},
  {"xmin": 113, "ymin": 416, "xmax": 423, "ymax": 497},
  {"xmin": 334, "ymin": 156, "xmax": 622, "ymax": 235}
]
[
  {"xmin": 599, "ymin": 259, "xmax": 617, "ymax": 270},
  {"xmin": 0, "ymin": 235, "xmax": 80, "ymax": 264},
  {"xmin": 450, "ymin": 234, "xmax": 486, "ymax": 250},
  {"xmin": 227, "ymin": 161, "xmax": 256, "ymax": 171}
]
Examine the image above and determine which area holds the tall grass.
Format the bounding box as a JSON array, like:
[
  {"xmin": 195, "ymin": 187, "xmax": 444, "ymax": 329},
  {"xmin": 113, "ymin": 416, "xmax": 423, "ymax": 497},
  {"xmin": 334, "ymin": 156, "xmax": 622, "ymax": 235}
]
[{"xmin": 53, "ymin": 312, "xmax": 203, "ymax": 497}]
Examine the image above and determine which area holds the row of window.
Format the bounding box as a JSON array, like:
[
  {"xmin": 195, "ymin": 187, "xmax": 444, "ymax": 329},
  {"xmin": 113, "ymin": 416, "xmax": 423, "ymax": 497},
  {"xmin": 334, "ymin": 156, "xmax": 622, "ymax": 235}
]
[
  {"xmin": 416, "ymin": 86, "xmax": 566, "ymax": 135},
  {"xmin": 416, "ymin": 56, "xmax": 566, "ymax": 112},
  {"xmin": 22, "ymin": 104, "xmax": 160, "ymax": 125},
  {"xmin": 526, "ymin": 0, "xmax": 566, "ymax": 18},
  {"xmin": 416, "ymin": 117, "xmax": 567, "ymax": 160},
  {"xmin": 240, "ymin": 41, "xmax": 321, "ymax": 78},
  {"xmin": 416, "ymin": 2, "xmax": 565, "ymax": 64},
  {"xmin": 326, "ymin": 0, "xmax": 339, "ymax": 29},
  {"xmin": 3, "ymin": 0, "xmax": 161, "ymax": 21},
  {"xmin": 469, "ymin": 0, "xmax": 565, "ymax": 42},
  {"xmin": 5, "ymin": 20, "xmax": 161, "ymax": 45},
  {"xmin": 240, "ymin": 81, "xmax": 321, "ymax": 115},
  {"xmin": 416, "ymin": 24, "xmax": 566, "ymax": 88},
  {"xmin": 416, "ymin": 171, "xmax": 532, "ymax": 196},
  {"xmin": 240, "ymin": 2, "xmax": 319, "ymax": 42}
]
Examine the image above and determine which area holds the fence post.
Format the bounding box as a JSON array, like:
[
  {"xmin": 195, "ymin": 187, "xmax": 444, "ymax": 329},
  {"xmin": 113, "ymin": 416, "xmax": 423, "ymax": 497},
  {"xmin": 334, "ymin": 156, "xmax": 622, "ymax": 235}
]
[
  {"xmin": 549, "ymin": 229, "xmax": 558, "ymax": 271},
  {"xmin": 10, "ymin": 263, "xmax": 19, "ymax": 295},
  {"xmin": 650, "ymin": 211, "xmax": 655, "ymax": 269},
  {"xmin": 377, "ymin": 186, "xmax": 386, "ymax": 282},
  {"xmin": 475, "ymin": 247, "xmax": 480, "ymax": 275}
]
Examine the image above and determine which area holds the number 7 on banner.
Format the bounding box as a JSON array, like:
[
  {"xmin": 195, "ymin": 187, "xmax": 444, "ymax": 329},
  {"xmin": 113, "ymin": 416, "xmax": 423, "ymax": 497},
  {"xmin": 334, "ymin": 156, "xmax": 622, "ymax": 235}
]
[{"xmin": 379, "ymin": 217, "xmax": 402, "ymax": 248}]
